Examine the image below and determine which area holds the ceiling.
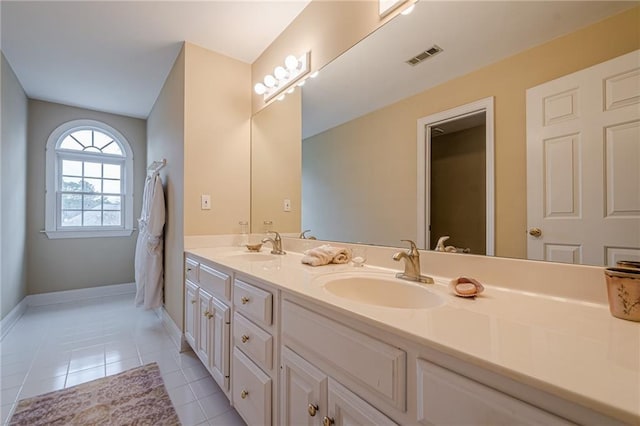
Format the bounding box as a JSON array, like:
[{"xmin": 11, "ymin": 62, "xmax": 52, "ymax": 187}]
[
  {"xmin": 1, "ymin": 1, "xmax": 311, "ymax": 119},
  {"xmin": 302, "ymin": 1, "xmax": 637, "ymax": 138}
]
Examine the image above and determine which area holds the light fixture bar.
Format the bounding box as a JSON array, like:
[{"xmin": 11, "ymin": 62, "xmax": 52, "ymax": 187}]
[{"xmin": 256, "ymin": 52, "xmax": 310, "ymax": 103}]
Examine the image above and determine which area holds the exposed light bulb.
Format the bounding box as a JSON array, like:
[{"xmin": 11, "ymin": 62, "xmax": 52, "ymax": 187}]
[
  {"xmin": 401, "ymin": 4, "xmax": 415, "ymax": 15},
  {"xmin": 277, "ymin": 94, "xmax": 286, "ymax": 101},
  {"xmin": 254, "ymin": 82, "xmax": 267, "ymax": 95},
  {"xmin": 285, "ymin": 55, "xmax": 299, "ymax": 71},
  {"xmin": 310, "ymin": 71, "xmax": 319, "ymax": 78},
  {"xmin": 264, "ymin": 75, "xmax": 276, "ymax": 88},
  {"xmin": 297, "ymin": 79, "xmax": 306, "ymax": 87},
  {"xmin": 286, "ymin": 87, "xmax": 295, "ymax": 94},
  {"xmin": 274, "ymin": 66, "xmax": 288, "ymax": 80}
]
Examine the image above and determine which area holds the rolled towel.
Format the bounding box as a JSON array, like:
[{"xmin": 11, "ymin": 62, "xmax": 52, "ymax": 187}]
[{"xmin": 301, "ymin": 244, "xmax": 352, "ymax": 266}]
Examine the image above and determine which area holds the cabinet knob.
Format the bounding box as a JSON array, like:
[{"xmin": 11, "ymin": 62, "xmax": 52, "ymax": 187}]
[
  {"xmin": 191, "ymin": 299, "xmax": 196, "ymax": 304},
  {"xmin": 241, "ymin": 296, "xmax": 250, "ymax": 304},
  {"xmin": 528, "ymin": 227, "xmax": 542, "ymax": 237},
  {"xmin": 206, "ymin": 312, "xmax": 214, "ymax": 319},
  {"xmin": 308, "ymin": 403, "xmax": 318, "ymax": 417},
  {"xmin": 240, "ymin": 390, "xmax": 249, "ymax": 399},
  {"xmin": 203, "ymin": 310, "xmax": 210, "ymax": 317},
  {"xmin": 241, "ymin": 335, "xmax": 250, "ymax": 343},
  {"xmin": 322, "ymin": 416, "xmax": 334, "ymax": 426},
  {"xmin": 187, "ymin": 267, "xmax": 192, "ymax": 272}
]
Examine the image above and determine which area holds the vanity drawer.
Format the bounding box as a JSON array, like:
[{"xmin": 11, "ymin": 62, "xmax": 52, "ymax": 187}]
[
  {"xmin": 185, "ymin": 257, "xmax": 199, "ymax": 283},
  {"xmin": 199, "ymin": 263, "xmax": 231, "ymax": 302},
  {"xmin": 234, "ymin": 312, "xmax": 273, "ymax": 371},
  {"xmin": 416, "ymin": 359, "xmax": 573, "ymax": 425},
  {"xmin": 233, "ymin": 347, "xmax": 272, "ymax": 426},
  {"xmin": 234, "ymin": 279, "xmax": 273, "ymax": 326},
  {"xmin": 282, "ymin": 300, "xmax": 406, "ymax": 411}
]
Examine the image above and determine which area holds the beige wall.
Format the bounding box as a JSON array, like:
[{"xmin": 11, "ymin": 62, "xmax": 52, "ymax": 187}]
[
  {"xmin": 252, "ymin": 90, "xmax": 301, "ymax": 234},
  {"xmin": 148, "ymin": 43, "xmax": 251, "ymax": 329},
  {"xmin": 252, "ymin": 0, "xmax": 403, "ymax": 114},
  {"xmin": 26, "ymin": 100, "xmax": 146, "ymax": 294},
  {"xmin": 431, "ymin": 126, "xmax": 486, "ymax": 255},
  {"xmin": 303, "ymin": 6, "xmax": 639, "ymax": 258},
  {"xmin": 1, "ymin": 53, "xmax": 29, "ymax": 319},
  {"xmin": 147, "ymin": 45, "xmax": 185, "ymax": 329},
  {"xmin": 184, "ymin": 43, "xmax": 251, "ymax": 236}
]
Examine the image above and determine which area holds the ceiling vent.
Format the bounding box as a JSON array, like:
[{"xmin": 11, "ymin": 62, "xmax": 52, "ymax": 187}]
[{"xmin": 406, "ymin": 45, "xmax": 443, "ymax": 66}]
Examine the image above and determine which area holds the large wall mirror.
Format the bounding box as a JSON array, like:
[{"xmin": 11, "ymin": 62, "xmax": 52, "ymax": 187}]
[{"xmin": 252, "ymin": 1, "xmax": 640, "ymax": 267}]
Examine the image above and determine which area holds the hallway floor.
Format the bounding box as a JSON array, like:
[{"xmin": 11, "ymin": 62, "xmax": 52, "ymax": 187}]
[{"xmin": 0, "ymin": 293, "xmax": 245, "ymax": 425}]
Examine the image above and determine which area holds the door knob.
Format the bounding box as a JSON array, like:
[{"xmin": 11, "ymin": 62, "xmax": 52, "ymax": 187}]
[
  {"xmin": 308, "ymin": 403, "xmax": 318, "ymax": 417},
  {"xmin": 528, "ymin": 227, "xmax": 542, "ymax": 237},
  {"xmin": 323, "ymin": 416, "xmax": 334, "ymax": 426},
  {"xmin": 240, "ymin": 389, "xmax": 249, "ymax": 399}
]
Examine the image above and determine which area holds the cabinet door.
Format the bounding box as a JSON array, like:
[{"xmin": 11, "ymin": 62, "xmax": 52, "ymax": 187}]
[
  {"xmin": 326, "ymin": 378, "xmax": 397, "ymax": 426},
  {"xmin": 196, "ymin": 288, "xmax": 213, "ymax": 367},
  {"xmin": 281, "ymin": 346, "xmax": 328, "ymax": 426},
  {"xmin": 210, "ymin": 296, "xmax": 230, "ymax": 391},
  {"xmin": 184, "ymin": 280, "xmax": 199, "ymax": 350}
]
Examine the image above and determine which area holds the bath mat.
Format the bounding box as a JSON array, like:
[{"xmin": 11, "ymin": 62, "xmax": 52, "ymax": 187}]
[{"xmin": 9, "ymin": 362, "xmax": 180, "ymax": 425}]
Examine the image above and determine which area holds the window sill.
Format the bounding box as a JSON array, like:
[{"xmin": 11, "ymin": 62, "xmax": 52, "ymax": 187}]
[{"xmin": 44, "ymin": 229, "xmax": 134, "ymax": 239}]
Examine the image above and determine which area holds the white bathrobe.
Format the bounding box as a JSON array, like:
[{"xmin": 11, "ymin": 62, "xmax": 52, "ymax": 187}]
[{"xmin": 135, "ymin": 173, "xmax": 165, "ymax": 309}]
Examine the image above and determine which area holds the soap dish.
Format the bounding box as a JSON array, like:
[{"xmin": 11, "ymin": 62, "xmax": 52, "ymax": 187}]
[
  {"xmin": 450, "ymin": 277, "xmax": 485, "ymax": 298},
  {"xmin": 246, "ymin": 243, "xmax": 263, "ymax": 252}
]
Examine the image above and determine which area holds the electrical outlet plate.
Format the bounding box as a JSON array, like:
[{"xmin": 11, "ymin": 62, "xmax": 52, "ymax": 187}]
[{"xmin": 283, "ymin": 199, "xmax": 291, "ymax": 212}]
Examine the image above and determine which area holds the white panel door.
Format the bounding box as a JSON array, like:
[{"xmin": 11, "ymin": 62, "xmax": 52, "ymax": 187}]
[
  {"xmin": 326, "ymin": 378, "xmax": 397, "ymax": 426},
  {"xmin": 196, "ymin": 288, "xmax": 213, "ymax": 367},
  {"xmin": 526, "ymin": 50, "xmax": 640, "ymax": 266},
  {"xmin": 184, "ymin": 281, "xmax": 198, "ymax": 350},
  {"xmin": 209, "ymin": 296, "xmax": 230, "ymax": 391}
]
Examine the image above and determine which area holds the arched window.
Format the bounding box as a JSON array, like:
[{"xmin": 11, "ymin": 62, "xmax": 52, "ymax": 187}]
[{"xmin": 45, "ymin": 119, "xmax": 134, "ymax": 238}]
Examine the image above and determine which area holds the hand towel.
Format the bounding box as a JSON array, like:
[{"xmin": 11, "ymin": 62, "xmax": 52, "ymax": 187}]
[{"xmin": 301, "ymin": 244, "xmax": 352, "ymax": 266}]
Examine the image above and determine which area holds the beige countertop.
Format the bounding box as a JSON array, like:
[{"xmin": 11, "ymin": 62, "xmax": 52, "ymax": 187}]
[{"xmin": 186, "ymin": 245, "xmax": 640, "ymax": 424}]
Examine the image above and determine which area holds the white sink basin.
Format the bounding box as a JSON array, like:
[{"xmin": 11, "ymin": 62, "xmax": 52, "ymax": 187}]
[
  {"xmin": 226, "ymin": 253, "xmax": 278, "ymax": 262},
  {"xmin": 320, "ymin": 274, "xmax": 444, "ymax": 309}
]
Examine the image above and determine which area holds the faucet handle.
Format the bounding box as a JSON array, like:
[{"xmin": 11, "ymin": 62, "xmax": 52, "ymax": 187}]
[{"xmin": 400, "ymin": 239, "xmax": 419, "ymax": 255}]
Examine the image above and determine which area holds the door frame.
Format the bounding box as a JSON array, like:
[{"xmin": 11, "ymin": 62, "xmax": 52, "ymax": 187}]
[{"xmin": 416, "ymin": 97, "xmax": 495, "ymax": 254}]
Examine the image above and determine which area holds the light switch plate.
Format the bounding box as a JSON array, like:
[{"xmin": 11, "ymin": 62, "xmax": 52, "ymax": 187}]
[
  {"xmin": 283, "ymin": 199, "xmax": 291, "ymax": 212},
  {"xmin": 201, "ymin": 195, "xmax": 211, "ymax": 210}
]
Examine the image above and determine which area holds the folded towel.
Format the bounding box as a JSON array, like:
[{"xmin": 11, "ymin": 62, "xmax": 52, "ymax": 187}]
[{"xmin": 301, "ymin": 244, "xmax": 352, "ymax": 267}]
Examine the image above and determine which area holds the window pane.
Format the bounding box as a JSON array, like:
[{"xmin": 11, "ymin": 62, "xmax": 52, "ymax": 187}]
[
  {"xmin": 61, "ymin": 177, "xmax": 83, "ymax": 192},
  {"xmin": 61, "ymin": 194, "xmax": 82, "ymax": 209},
  {"xmin": 60, "ymin": 136, "xmax": 83, "ymax": 151},
  {"xmin": 102, "ymin": 142, "xmax": 123, "ymax": 156},
  {"xmin": 103, "ymin": 179, "xmax": 121, "ymax": 194},
  {"xmin": 61, "ymin": 210, "xmax": 82, "ymax": 227},
  {"xmin": 84, "ymin": 162, "xmax": 102, "ymax": 178},
  {"xmin": 72, "ymin": 130, "xmax": 92, "ymax": 147},
  {"xmin": 83, "ymin": 178, "xmax": 102, "ymax": 193},
  {"xmin": 103, "ymin": 164, "xmax": 120, "ymax": 179},
  {"xmin": 103, "ymin": 196, "xmax": 121, "ymax": 210},
  {"xmin": 103, "ymin": 211, "xmax": 121, "ymax": 226},
  {"xmin": 94, "ymin": 131, "xmax": 113, "ymax": 150},
  {"xmin": 83, "ymin": 194, "xmax": 102, "ymax": 210},
  {"xmin": 83, "ymin": 211, "xmax": 102, "ymax": 226},
  {"xmin": 85, "ymin": 146, "xmax": 101, "ymax": 153},
  {"xmin": 62, "ymin": 160, "xmax": 82, "ymax": 176}
]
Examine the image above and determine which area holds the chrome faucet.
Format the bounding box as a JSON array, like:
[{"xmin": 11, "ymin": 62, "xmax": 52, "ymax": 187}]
[
  {"xmin": 299, "ymin": 229, "xmax": 316, "ymax": 240},
  {"xmin": 262, "ymin": 231, "xmax": 286, "ymax": 255},
  {"xmin": 392, "ymin": 240, "xmax": 433, "ymax": 284}
]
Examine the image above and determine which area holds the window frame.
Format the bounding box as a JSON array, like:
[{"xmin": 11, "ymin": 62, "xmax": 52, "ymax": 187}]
[{"xmin": 45, "ymin": 119, "xmax": 134, "ymax": 239}]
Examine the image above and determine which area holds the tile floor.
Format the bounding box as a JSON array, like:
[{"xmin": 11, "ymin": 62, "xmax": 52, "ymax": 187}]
[{"xmin": 0, "ymin": 293, "xmax": 245, "ymax": 426}]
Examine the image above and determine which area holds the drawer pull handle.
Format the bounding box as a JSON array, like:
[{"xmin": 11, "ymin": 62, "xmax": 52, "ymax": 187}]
[
  {"xmin": 308, "ymin": 403, "xmax": 318, "ymax": 417},
  {"xmin": 322, "ymin": 416, "xmax": 334, "ymax": 426},
  {"xmin": 241, "ymin": 335, "xmax": 250, "ymax": 343},
  {"xmin": 240, "ymin": 390, "xmax": 249, "ymax": 399},
  {"xmin": 241, "ymin": 296, "xmax": 250, "ymax": 304}
]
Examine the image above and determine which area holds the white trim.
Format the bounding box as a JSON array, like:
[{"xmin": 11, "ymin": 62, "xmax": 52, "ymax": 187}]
[
  {"xmin": 45, "ymin": 229, "xmax": 134, "ymax": 239},
  {"xmin": 45, "ymin": 119, "xmax": 134, "ymax": 238},
  {"xmin": 155, "ymin": 306, "xmax": 189, "ymax": 352},
  {"xmin": 1, "ymin": 297, "xmax": 30, "ymax": 340},
  {"xmin": 27, "ymin": 282, "xmax": 135, "ymax": 306},
  {"xmin": 417, "ymin": 97, "xmax": 495, "ymax": 255}
]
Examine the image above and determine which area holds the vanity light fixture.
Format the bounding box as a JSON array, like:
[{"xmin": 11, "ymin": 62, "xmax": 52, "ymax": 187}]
[{"xmin": 254, "ymin": 52, "xmax": 311, "ymax": 102}]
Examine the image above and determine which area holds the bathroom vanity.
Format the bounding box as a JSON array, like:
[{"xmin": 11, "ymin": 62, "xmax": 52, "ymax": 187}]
[{"xmin": 183, "ymin": 239, "xmax": 639, "ymax": 426}]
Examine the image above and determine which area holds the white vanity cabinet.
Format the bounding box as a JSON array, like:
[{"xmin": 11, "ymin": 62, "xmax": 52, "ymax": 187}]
[
  {"xmin": 231, "ymin": 276, "xmax": 278, "ymax": 426},
  {"xmin": 183, "ymin": 255, "xmax": 231, "ymax": 392}
]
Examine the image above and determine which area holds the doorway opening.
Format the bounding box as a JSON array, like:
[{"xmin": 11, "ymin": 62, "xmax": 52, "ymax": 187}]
[{"xmin": 416, "ymin": 97, "xmax": 495, "ymax": 255}]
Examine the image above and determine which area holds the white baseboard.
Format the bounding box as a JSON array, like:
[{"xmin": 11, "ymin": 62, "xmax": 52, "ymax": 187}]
[
  {"xmin": 1, "ymin": 296, "xmax": 29, "ymax": 340},
  {"xmin": 1, "ymin": 282, "xmax": 136, "ymax": 341},
  {"xmin": 27, "ymin": 282, "xmax": 136, "ymax": 306},
  {"xmin": 155, "ymin": 306, "xmax": 188, "ymax": 352}
]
